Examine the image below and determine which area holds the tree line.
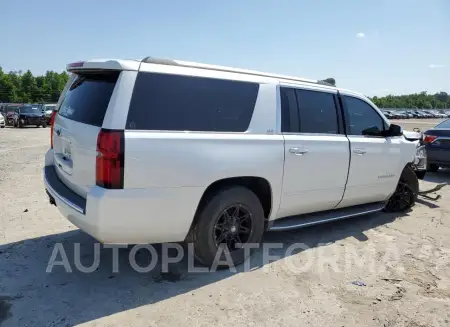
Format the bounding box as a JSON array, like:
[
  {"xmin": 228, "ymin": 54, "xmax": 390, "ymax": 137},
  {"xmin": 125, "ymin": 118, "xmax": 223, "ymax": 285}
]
[
  {"xmin": 369, "ymin": 92, "xmax": 450, "ymax": 109},
  {"xmin": 0, "ymin": 67, "xmax": 69, "ymax": 104}
]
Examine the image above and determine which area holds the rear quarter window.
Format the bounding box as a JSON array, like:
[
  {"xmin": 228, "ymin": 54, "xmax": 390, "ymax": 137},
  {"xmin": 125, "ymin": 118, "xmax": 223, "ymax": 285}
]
[
  {"xmin": 58, "ymin": 71, "xmax": 119, "ymax": 127},
  {"xmin": 126, "ymin": 73, "xmax": 259, "ymax": 132}
]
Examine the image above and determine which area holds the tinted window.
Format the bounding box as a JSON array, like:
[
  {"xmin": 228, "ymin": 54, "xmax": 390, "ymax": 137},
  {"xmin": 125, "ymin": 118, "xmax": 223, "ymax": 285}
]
[
  {"xmin": 280, "ymin": 87, "xmax": 299, "ymax": 132},
  {"xmin": 343, "ymin": 96, "xmax": 386, "ymax": 136},
  {"xmin": 58, "ymin": 71, "xmax": 119, "ymax": 127},
  {"xmin": 296, "ymin": 89, "xmax": 338, "ymax": 134},
  {"xmin": 126, "ymin": 73, "xmax": 259, "ymax": 132},
  {"xmin": 436, "ymin": 119, "xmax": 450, "ymax": 128}
]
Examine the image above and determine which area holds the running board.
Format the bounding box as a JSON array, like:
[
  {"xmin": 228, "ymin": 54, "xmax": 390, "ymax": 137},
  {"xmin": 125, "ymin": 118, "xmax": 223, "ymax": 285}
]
[{"xmin": 268, "ymin": 202, "xmax": 385, "ymax": 232}]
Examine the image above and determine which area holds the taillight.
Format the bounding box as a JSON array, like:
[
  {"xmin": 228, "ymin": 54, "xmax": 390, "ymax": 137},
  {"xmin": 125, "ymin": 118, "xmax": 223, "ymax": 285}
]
[
  {"xmin": 423, "ymin": 134, "xmax": 438, "ymax": 144},
  {"xmin": 96, "ymin": 129, "xmax": 124, "ymax": 189},
  {"xmin": 50, "ymin": 110, "xmax": 57, "ymax": 149}
]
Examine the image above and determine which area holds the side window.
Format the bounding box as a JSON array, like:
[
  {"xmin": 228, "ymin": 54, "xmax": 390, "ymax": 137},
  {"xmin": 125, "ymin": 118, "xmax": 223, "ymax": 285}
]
[
  {"xmin": 343, "ymin": 96, "xmax": 387, "ymax": 136},
  {"xmin": 295, "ymin": 89, "xmax": 339, "ymax": 134},
  {"xmin": 127, "ymin": 73, "xmax": 259, "ymax": 132},
  {"xmin": 280, "ymin": 87, "xmax": 299, "ymax": 132}
]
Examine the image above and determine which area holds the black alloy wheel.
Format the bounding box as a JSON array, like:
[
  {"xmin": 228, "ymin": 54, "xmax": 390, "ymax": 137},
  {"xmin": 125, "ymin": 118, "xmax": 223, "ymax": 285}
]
[
  {"xmin": 384, "ymin": 165, "xmax": 418, "ymax": 212},
  {"xmin": 385, "ymin": 181, "xmax": 415, "ymax": 212},
  {"xmin": 191, "ymin": 186, "xmax": 265, "ymax": 268},
  {"xmin": 213, "ymin": 204, "xmax": 253, "ymax": 251}
]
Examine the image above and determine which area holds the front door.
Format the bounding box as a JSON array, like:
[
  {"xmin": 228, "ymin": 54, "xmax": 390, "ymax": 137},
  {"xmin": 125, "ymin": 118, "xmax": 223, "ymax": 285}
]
[{"xmin": 337, "ymin": 94, "xmax": 402, "ymax": 208}]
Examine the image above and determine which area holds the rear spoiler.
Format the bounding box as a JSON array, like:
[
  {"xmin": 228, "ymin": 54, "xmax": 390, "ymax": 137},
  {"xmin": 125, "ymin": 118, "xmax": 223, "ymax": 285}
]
[{"xmin": 66, "ymin": 59, "xmax": 140, "ymax": 72}]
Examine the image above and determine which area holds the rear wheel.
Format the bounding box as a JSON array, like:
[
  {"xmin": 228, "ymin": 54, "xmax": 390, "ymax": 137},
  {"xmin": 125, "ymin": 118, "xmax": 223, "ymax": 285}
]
[
  {"xmin": 427, "ymin": 163, "xmax": 439, "ymax": 173},
  {"xmin": 191, "ymin": 186, "xmax": 265, "ymax": 268},
  {"xmin": 385, "ymin": 165, "xmax": 418, "ymax": 212}
]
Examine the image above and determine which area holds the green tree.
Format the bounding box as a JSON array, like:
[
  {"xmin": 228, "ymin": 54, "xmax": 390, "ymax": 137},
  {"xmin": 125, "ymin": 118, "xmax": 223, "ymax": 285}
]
[{"xmin": 0, "ymin": 69, "xmax": 69, "ymax": 103}]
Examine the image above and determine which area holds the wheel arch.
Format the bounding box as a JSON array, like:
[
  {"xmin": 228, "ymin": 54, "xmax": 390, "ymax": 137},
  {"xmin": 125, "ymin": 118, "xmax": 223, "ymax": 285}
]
[{"xmin": 187, "ymin": 176, "xmax": 273, "ymax": 237}]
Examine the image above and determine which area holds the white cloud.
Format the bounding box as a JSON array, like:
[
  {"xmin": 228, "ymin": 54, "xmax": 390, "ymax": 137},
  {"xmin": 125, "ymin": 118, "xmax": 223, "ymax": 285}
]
[
  {"xmin": 428, "ymin": 64, "xmax": 446, "ymax": 69},
  {"xmin": 356, "ymin": 32, "xmax": 366, "ymax": 38}
]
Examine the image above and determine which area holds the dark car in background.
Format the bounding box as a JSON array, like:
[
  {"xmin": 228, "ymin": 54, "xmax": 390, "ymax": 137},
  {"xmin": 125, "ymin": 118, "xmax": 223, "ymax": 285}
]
[
  {"xmin": 12, "ymin": 105, "xmax": 47, "ymax": 128},
  {"xmin": 423, "ymin": 118, "xmax": 450, "ymax": 172}
]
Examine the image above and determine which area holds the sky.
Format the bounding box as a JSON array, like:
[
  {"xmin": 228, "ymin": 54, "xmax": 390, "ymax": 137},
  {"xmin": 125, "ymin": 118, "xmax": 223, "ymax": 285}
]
[{"xmin": 1, "ymin": 0, "xmax": 449, "ymax": 96}]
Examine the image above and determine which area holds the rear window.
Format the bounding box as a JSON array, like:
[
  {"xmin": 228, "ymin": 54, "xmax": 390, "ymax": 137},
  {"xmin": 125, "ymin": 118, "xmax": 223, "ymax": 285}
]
[
  {"xmin": 126, "ymin": 73, "xmax": 259, "ymax": 132},
  {"xmin": 58, "ymin": 71, "xmax": 119, "ymax": 127},
  {"xmin": 436, "ymin": 119, "xmax": 450, "ymax": 128}
]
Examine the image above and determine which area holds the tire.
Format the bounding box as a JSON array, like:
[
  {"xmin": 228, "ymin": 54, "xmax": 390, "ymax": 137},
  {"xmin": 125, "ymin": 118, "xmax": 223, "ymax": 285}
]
[
  {"xmin": 191, "ymin": 186, "xmax": 265, "ymax": 268},
  {"xmin": 42, "ymin": 123, "xmax": 47, "ymax": 128},
  {"xmin": 427, "ymin": 163, "xmax": 439, "ymax": 173},
  {"xmin": 384, "ymin": 165, "xmax": 418, "ymax": 212},
  {"xmin": 415, "ymin": 170, "xmax": 426, "ymax": 180},
  {"xmin": 0, "ymin": 126, "xmax": 4, "ymax": 128}
]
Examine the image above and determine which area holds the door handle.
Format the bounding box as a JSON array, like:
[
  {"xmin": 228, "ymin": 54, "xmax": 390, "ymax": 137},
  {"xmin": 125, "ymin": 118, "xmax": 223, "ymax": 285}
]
[
  {"xmin": 353, "ymin": 148, "xmax": 367, "ymax": 155},
  {"xmin": 289, "ymin": 147, "xmax": 308, "ymax": 155}
]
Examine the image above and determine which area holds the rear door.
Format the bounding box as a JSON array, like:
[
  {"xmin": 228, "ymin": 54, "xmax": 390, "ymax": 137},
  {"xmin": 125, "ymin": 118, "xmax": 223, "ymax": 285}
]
[
  {"xmin": 278, "ymin": 85, "xmax": 350, "ymax": 218},
  {"xmin": 52, "ymin": 71, "xmax": 121, "ymax": 198},
  {"xmin": 337, "ymin": 94, "xmax": 401, "ymax": 208}
]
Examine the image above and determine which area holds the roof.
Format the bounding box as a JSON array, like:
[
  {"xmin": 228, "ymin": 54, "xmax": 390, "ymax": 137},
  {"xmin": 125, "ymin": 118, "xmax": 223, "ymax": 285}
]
[{"xmin": 142, "ymin": 56, "xmax": 336, "ymax": 87}]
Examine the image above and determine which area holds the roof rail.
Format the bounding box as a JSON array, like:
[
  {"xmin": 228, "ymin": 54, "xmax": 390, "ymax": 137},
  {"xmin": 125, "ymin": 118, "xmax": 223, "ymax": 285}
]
[{"xmin": 141, "ymin": 56, "xmax": 335, "ymax": 87}]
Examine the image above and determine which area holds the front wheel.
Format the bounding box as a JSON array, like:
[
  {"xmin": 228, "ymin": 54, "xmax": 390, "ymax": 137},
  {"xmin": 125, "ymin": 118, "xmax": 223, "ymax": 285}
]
[
  {"xmin": 415, "ymin": 170, "xmax": 426, "ymax": 180},
  {"xmin": 191, "ymin": 186, "xmax": 265, "ymax": 268},
  {"xmin": 384, "ymin": 166, "xmax": 418, "ymax": 212},
  {"xmin": 42, "ymin": 123, "xmax": 47, "ymax": 128}
]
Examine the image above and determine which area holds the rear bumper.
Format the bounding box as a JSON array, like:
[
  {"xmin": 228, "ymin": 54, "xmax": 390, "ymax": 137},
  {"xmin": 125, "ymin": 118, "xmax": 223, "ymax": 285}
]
[
  {"xmin": 43, "ymin": 150, "xmax": 203, "ymax": 244},
  {"xmin": 426, "ymin": 147, "xmax": 450, "ymax": 166}
]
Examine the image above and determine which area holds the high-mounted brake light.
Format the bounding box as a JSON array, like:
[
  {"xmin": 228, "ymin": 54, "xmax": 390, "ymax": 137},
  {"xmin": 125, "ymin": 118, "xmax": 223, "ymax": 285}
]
[
  {"xmin": 423, "ymin": 134, "xmax": 438, "ymax": 144},
  {"xmin": 96, "ymin": 129, "xmax": 124, "ymax": 189},
  {"xmin": 68, "ymin": 61, "xmax": 85, "ymax": 68},
  {"xmin": 50, "ymin": 110, "xmax": 57, "ymax": 148}
]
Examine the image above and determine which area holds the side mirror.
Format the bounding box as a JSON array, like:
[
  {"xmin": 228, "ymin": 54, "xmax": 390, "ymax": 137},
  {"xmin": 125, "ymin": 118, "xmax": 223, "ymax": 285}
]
[{"xmin": 386, "ymin": 124, "xmax": 403, "ymax": 137}]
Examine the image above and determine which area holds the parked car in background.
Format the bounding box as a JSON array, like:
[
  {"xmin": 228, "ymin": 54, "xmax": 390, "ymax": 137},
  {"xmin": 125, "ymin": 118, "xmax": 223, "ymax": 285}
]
[
  {"xmin": 0, "ymin": 112, "xmax": 5, "ymax": 128},
  {"xmin": 12, "ymin": 104, "xmax": 47, "ymax": 128},
  {"xmin": 3, "ymin": 104, "xmax": 22, "ymax": 126},
  {"xmin": 43, "ymin": 57, "xmax": 419, "ymax": 266},
  {"xmin": 381, "ymin": 110, "xmax": 393, "ymax": 119},
  {"xmin": 41, "ymin": 104, "xmax": 57, "ymax": 124},
  {"xmin": 431, "ymin": 110, "xmax": 447, "ymax": 118},
  {"xmin": 423, "ymin": 118, "xmax": 450, "ymax": 172}
]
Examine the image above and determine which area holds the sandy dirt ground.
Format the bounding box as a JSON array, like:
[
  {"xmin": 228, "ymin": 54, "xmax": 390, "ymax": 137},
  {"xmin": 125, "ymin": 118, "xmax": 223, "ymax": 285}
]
[
  {"xmin": 391, "ymin": 119, "xmax": 445, "ymax": 133},
  {"xmin": 1, "ymin": 123, "xmax": 450, "ymax": 327}
]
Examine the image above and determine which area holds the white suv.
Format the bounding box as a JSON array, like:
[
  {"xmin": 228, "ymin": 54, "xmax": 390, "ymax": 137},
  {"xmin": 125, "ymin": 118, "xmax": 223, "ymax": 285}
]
[{"xmin": 44, "ymin": 57, "xmax": 418, "ymax": 266}]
